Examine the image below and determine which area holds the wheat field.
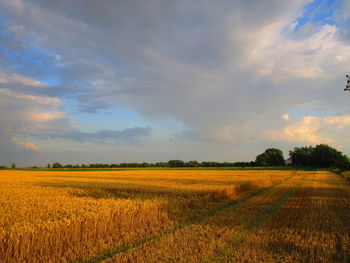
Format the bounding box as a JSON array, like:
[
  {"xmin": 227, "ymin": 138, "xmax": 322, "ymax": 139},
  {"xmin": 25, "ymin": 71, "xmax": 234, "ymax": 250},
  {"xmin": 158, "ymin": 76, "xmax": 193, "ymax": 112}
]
[{"xmin": 0, "ymin": 169, "xmax": 349, "ymax": 262}]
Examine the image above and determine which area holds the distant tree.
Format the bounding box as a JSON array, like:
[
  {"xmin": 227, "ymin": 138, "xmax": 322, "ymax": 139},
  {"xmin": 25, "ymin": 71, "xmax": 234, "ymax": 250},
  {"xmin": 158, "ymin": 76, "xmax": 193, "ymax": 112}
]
[
  {"xmin": 256, "ymin": 148, "xmax": 285, "ymax": 166},
  {"xmin": 289, "ymin": 146, "xmax": 314, "ymax": 166},
  {"xmin": 168, "ymin": 160, "xmax": 185, "ymax": 167},
  {"xmin": 234, "ymin": 161, "xmax": 256, "ymax": 167},
  {"xmin": 11, "ymin": 163, "xmax": 16, "ymax": 169},
  {"xmin": 289, "ymin": 144, "xmax": 349, "ymax": 169},
  {"xmin": 186, "ymin": 160, "xmax": 200, "ymax": 167},
  {"xmin": 141, "ymin": 162, "xmax": 149, "ymax": 167},
  {"xmin": 201, "ymin": 161, "xmax": 221, "ymax": 167},
  {"xmin": 52, "ymin": 162, "xmax": 63, "ymax": 168},
  {"xmin": 313, "ymin": 144, "xmax": 349, "ymax": 168},
  {"xmin": 154, "ymin": 162, "xmax": 167, "ymax": 167},
  {"xmin": 47, "ymin": 164, "xmax": 51, "ymax": 168}
]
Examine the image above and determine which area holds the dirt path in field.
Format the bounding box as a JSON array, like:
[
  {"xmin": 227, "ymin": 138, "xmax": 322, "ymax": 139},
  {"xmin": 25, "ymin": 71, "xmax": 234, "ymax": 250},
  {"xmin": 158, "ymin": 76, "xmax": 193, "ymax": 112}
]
[{"xmin": 75, "ymin": 172, "xmax": 298, "ymax": 263}]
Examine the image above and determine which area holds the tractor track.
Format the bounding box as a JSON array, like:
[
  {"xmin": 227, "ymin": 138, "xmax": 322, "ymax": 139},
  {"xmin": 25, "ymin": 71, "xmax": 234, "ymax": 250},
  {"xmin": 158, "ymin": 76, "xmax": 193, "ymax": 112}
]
[{"xmin": 76, "ymin": 172, "xmax": 299, "ymax": 263}]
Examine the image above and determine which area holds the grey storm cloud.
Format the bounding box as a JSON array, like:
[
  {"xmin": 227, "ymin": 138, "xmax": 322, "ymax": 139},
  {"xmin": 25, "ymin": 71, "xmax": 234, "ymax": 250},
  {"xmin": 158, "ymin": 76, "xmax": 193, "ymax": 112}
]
[
  {"xmin": 33, "ymin": 127, "xmax": 152, "ymax": 145},
  {"xmin": 1, "ymin": 0, "xmax": 350, "ymax": 165},
  {"xmin": 0, "ymin": 0, "xmax": 310, "ymax": 116}
]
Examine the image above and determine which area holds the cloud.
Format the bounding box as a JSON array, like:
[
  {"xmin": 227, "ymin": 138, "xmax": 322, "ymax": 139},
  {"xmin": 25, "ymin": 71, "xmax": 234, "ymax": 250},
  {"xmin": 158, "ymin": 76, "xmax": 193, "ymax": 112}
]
[
  {"xmin": 0, "ymin": 83, "xmax": 66, "ymax": 155},
  {"xmin": 0, "ymin": 72, "xmax": 150, "ymax": 157},
  {"xmin": 0, "ymin": 88, "xmax": 61, "ymax": 106},
  {"xmin": 282, "ymin": 114, "xmax": 290, "ymax": 121},
  {"xmin": 10, "ymin": 134, "xmax": 41, "ymax": 152},
  {"xmin": 2, "ymin": 0, "xmax": 321, "ymax": 120},
  {"xmin": 0, "ymin": 81, "xmax": 151, "ymax": 147},
  {"xmin": 252, "ymin": 24, "xmax": 350, "ymax": 82},
  {"xmin": 1, "ymin": 0, "xmax": 350, "ymax": 164},
  {"xmin": 0, "ymin": 72, "xmax": 48, "ymax": 87},
  {"xmin": 174, "ymin": 126, "xmax": 235, "ymax": 143},
  {"xmin": 270, "ymin": 115, "xmax": 350, "ymax": 145},
  {"xmin": 324, "ymin": 115, "xmax": 350, "ymax": 129},
  {"xmin": 27, "ymin": 112, "xmax": 66, "ymax": 123},
  {"xmin": 32, "ymin": 127, "xmax": 152, "ymax": 145}
]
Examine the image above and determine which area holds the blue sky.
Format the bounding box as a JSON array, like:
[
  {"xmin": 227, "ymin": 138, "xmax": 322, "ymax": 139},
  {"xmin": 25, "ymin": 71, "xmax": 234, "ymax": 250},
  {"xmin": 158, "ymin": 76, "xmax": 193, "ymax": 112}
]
[
  {"xmin": 1, "ymin": 0, "xmax": 350, "ymax": 166},
  {"xmin": 294, "ymin": 0, "xmax": 338, "ymax": 29}
]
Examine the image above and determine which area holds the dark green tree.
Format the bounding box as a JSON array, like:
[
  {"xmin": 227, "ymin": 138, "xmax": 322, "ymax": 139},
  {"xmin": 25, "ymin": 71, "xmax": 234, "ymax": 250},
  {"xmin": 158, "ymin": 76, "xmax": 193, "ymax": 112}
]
[
  {"xmin": 289, "ymin": 146, "xmax": 314, "ymax": 166},
  {"xmin": 186, "ymin": 160, "xmax": 200, "ymax": 167},
  {"xmin": 52, "ymin": 162, "xmax": 63, "ymax": 168},
  {"xmin": 289, "ymin": 144, "xmax": 349, "ymax": 169},
  {"xmin": 313, "ymin": 144, "xmax": 349, "ymax": 168},
  {"xmin": 11, "ymin": 163, "xmax": 16, "ymax": 169},
  {"xmin": 256, "ymin": 148, "xmax": 285, "ymax": 166},
  {"xmin": 167, "ymin": 160, "xmax": 185, "ymax": 167}
]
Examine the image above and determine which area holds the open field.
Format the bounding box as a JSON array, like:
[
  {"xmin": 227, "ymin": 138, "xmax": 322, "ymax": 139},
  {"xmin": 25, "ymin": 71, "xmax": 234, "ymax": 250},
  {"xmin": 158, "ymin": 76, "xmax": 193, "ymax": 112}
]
[{"xmin": 1, "ymin": 169, "xmax": 350, "ymax": 262}]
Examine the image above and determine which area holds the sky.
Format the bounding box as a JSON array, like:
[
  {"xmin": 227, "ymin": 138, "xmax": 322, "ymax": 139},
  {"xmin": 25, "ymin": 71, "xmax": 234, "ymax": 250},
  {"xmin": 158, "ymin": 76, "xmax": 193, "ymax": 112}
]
[{"xmin": 1, "ymin": 0, "xmax": 350, "ymax": 166}]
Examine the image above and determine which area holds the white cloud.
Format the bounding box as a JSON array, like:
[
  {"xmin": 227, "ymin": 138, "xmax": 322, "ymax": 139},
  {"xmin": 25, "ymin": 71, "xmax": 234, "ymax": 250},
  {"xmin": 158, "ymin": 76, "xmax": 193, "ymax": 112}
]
[
  {"xmin": 251, "ymin": 24, "xmax": 350, "ymax": 82},
  {"xmin": 0, "ymin": 88, "xmax": 61, "ymax": 106},
  {"xmin": 324, "ymin": 115, "xmax": 350, "ymax": 129},
  {"xmin": 0, "ymin": 79, "xmax": 68, "ymax": 155},
  {"xmin": 0, "ymin": 73, "xmax": 48, "ymax": 87},
  {"xmin": 270, "ymin": 115, "xmax": 350, "ymax": 145},
  {"xmin": 27, "ymin": 112, "xmax": 66, "ymax": 123},
  {"xmin": 282, "ymin": 114, "xmax": 290, "ymax": 121},
  {"xmin": 10, "ymin": 134, "xmax": 41, "ymax": 152}
]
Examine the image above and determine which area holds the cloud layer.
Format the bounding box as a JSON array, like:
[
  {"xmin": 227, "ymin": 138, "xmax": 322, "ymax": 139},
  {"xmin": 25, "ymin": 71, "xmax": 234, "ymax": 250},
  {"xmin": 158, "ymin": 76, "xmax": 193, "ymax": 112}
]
[
  {"xmin": 1, "ymin": 0, "xmax": 350, "ymax": 165},
  {"xmin": 271, "ymin": 115, "xmax": 350, "ymax": 145}
]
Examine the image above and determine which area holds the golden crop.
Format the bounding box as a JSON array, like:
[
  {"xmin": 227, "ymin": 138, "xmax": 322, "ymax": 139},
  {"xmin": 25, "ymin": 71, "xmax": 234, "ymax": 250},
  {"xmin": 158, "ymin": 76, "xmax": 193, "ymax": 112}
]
[
  {"xmin": 0, "ymin": 171, "xmax": 172, "ymax": 263},
  {"xmin": 102, "ymin": 171, "xmax": 350, "ymax": 263},
  {"xmin": 226, "ymin": 171, "xmax": 350, "ymax": 263},
  {"xmin": 104, "ymin": 171, "xmax": 303, "ymax": 263},
  {"xmin": 2, "ymin": 170, "xmax": 347, "ymax": 263}
]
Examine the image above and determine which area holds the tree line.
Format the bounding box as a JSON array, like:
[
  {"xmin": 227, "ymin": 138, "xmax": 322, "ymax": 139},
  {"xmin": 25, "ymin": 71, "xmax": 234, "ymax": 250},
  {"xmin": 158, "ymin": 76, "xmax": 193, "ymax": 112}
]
[
  {"xmin": 48, "ymin": 160, "xmax": 256, "ymax": 169},
  {"xmin": 2, "ymin": 144, "xmax": 349, "ymax": 170},
  {"xmin": 255, "ymin": 144, "xmax": 349, "ymax": 169},
  {"xmin": 289, "ymin": 144, "xmax": 349, "ymax": 169},
  {"xmin": 45, "ymin": 144, "xmax": 350, "ymax": 169}
]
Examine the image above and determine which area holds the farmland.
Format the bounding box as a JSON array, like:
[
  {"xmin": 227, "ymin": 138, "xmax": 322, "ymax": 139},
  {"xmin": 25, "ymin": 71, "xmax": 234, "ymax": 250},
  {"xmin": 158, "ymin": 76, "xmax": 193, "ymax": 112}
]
[{"xmin": 1, "ymin": 169, "xmax": 350, "ymax": 262}]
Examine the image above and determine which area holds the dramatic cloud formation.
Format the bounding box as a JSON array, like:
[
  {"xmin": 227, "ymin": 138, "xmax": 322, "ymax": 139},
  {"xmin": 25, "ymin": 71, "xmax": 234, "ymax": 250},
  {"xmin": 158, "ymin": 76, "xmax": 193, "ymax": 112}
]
[
  {"xmin": 0, "ymin": 0, "xmax": 350, "ymax": 165},
  {"xmin": 0, "ymin": 70, "xmax": 151, "ymax": 164},
  {"xmin": 271, "ymin": 115, "xmax": 350, "ymax": 146}
]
